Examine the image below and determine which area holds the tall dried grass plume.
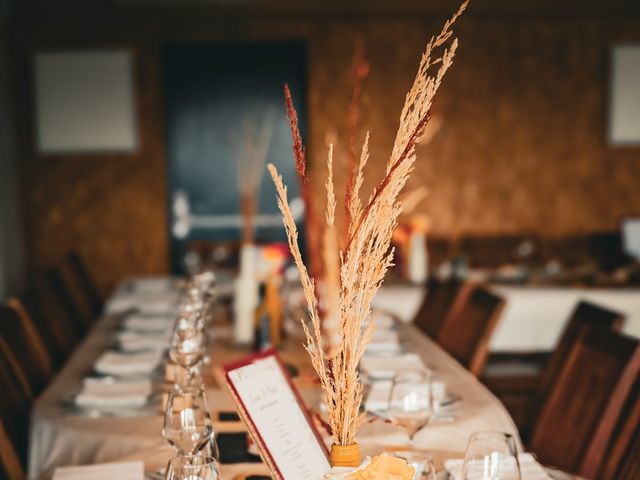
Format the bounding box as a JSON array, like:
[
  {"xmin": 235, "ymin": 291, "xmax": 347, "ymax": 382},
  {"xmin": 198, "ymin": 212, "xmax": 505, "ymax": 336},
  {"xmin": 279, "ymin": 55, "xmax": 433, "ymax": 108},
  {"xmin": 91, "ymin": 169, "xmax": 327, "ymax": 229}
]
[{"xmin": 269, "ymin": 0, "xmax": 467, "ymax": 446}]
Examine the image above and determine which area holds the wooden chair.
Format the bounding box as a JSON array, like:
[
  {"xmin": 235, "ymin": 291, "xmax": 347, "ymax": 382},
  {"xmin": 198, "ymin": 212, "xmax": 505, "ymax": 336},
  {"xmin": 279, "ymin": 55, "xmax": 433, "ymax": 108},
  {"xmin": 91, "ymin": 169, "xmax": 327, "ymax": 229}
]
[
  {"xmin": 435, "ymin": 286, "xmax": 505, "ymax": 376},
  {"xmin": 413, "ymin": 278, "xmax": 471, "ymax": 338},
  {"xmin": 65, "ymin": 250, "xmax": 104, "ymax": 318},
  {"xmin": 599, "ymin": 377, "xmax": 640, "ymax": 479},
  {"xmin": 44, "ymin": 266, "xmax": 92, "ymax": 336},
  {"xmin": 532, "ymin": 301, "xmax": 625, "ymax": 413},
  {"xmin": 0, "ymin": 306, "xmax": 52, "ymax": 397},
  {"xmin": 529, "ymin": 327, "xmax": 640, "ymax": 478},
  {"xmin": 8, "ymin": 285, "xmax": 79, "ymax": 368},
  {"xmin": 0, "ymin": 347, "xmax": 30, "ymax": 480},
  {"xmin": 482, "ymin": 300, "xmax": 625, "ymax": 440}
]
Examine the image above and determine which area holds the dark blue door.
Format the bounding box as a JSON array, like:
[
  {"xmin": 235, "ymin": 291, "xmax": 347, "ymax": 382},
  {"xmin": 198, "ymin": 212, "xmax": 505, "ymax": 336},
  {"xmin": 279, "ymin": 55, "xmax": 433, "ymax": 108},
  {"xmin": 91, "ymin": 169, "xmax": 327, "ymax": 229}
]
[{"xmin": 163, "ymin": 42, "xmax": 306, "ymax": 272}]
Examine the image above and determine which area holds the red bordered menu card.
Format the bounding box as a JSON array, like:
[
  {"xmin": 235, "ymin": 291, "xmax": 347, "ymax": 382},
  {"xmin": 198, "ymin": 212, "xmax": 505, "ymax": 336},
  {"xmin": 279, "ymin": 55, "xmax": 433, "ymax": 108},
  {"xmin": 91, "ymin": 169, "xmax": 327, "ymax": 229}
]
[{"xmin": 223, "ymin": 348, "xmax": 330, "ymax": 480}]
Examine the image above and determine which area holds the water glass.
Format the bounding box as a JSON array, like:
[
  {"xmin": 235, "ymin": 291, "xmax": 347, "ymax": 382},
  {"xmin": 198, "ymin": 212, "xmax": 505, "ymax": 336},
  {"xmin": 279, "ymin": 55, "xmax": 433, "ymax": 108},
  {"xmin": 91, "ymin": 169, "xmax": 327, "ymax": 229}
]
[
  {"xmin": 461, "ymin": 432, "xmax": 521, "ymax": 480},
  {"xmin": 164, "ymin": 455, "xmax": 220, "ymax": 480},
  {"xmin": 393, "ymin": 451, "xmax": 436, "ymax": 480},
  {"xmin": 388, "ymin": 370, "xmax": 434, "ymax": 448},
  {"xmin": 163, "ymin": 386, "xmax": 213, "ymax": 456}
]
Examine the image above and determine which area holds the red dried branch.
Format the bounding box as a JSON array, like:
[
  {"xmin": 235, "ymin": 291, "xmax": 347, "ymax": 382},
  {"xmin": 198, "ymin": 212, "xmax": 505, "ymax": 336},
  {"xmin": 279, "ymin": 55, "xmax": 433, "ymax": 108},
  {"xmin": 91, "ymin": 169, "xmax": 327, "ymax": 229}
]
[
  {"xmin": 284, "ymin": 84, "xmax": 325, "ymax": 286},
  {"xmin": 284, "ymin": 84, "xmax": 307, "ymax": 184}
]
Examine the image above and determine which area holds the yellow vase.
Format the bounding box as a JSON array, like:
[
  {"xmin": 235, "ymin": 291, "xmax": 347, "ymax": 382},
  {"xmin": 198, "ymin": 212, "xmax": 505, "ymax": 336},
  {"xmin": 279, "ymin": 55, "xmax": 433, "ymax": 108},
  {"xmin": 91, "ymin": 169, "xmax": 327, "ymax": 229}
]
[{"xmin": 330, "ymin": 443, "xmax": 361, "ymax": 468}]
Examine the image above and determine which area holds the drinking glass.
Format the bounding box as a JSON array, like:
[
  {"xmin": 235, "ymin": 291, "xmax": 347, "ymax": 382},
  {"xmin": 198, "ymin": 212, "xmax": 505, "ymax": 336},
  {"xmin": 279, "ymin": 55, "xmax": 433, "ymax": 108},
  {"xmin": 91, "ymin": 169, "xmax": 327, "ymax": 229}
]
[
  {"xmin": 461, "ymin": 432, "xmax": 521, "ymax": 480},
  {"xmin": 388, "ymin": 370, "xmax": 434, "ymax": 449},
  {"xmin": 164, "ymin": 455, "xmax": 220, "ymax": 480},
  {"xmin": 169, "ymin": 318, "xmax": 206, "ymax": 385},
  {"xmin": 163, "ymin": 386, "xmax": 213, "ymax": 456},
  {"xmin": 393, "ymin": 451, "xmax": 436, "ymax": 480}
]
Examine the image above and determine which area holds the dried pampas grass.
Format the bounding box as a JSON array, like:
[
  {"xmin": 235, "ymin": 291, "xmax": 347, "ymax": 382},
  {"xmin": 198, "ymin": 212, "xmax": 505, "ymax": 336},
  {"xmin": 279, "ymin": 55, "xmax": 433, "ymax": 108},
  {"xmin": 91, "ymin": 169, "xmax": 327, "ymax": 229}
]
[{"xmin": 269, "ymin": 0, "xmax": 467, "ymax": 446}]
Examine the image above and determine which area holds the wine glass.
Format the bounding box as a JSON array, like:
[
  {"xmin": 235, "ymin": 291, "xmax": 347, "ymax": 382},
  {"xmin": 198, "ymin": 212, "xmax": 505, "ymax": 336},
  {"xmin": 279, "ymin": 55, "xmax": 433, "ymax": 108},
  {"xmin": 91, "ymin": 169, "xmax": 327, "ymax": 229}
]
[
  {"xmin": 393, "ymin": 451, "xmax": 436, "ymax": 480},
  {"xmin": 461, "ymin": 432, "xmax": 521, "ymax": 480},
  {"xmin": 388, "ymin": 370, "xmax": 434, "ymax": 450},
  {"xmin": 163, "ymin": 386, "xmax": 213, "ymax": 456},
  {"xmin": 165, "ymin": 455, "xmax": 220, "ymax": 480},
  {"xmin": 169, "ymin": 318, "xmax": 206, "ymax": 386}
]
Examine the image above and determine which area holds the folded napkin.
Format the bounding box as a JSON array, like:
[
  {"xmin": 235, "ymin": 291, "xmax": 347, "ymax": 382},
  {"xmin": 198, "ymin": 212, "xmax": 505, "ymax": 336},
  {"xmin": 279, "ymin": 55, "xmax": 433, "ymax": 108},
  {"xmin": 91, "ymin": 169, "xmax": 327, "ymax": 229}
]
[
  {"xmin": 94, "ymin": 350, "xmax": 163, "ymax": 376},
  {"xmin": 106, "ymin": 292, "xmax": 180, "ymax": 316},
  {"xmin": 53, "ymin": 461, "xmax": 144, "ymax": 480},
  {"xmin": 116, "ymin": 331, "xmax": 169, "ymax": 352},
  {"xmin": 366, "ymin": 330, "xmax": 402, "ymax": 355},
  {"xmin": 75, "ymin": 377, "xmax": 153, "ymax": 408},
  {"xmin": 372, "ymin": 313, "xmax": 396, "ymax": 330},
  {"xmin": 364, "ymin": 380, "xmax": 447, "ymax": 412},
  {"xmin": 360, "ymin": 353, "xmax": 425, "ymax": 380},
  {"xmin": 445, "ymin": 453, "xmax": 551, "ymax": 480},
  {"xmin": 128, "ymin": 277, "xmax": 177, "ymax": 295},
  {"xmin": 122, "ymin": 314, "xmax": 174, "ymax": 333}
]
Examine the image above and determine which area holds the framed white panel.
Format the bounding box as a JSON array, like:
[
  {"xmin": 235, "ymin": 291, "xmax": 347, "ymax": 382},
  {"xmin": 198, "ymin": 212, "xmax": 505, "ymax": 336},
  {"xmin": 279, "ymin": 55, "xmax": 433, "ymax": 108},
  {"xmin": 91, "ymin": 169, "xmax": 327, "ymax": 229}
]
[
  {"xmin": 609, "ymin": 45, "xmax": 640, "ymax": 145},
  {"xmin": 34, "ymin": 50, "xmax": 138, "ymax": 153}
]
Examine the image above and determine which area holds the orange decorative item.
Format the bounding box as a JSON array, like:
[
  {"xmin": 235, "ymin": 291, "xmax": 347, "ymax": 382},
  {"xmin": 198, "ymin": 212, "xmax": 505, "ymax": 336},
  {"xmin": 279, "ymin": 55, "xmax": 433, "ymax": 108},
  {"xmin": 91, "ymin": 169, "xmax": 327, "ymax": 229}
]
[{"xmin": 330, "ymin": 443, "xmax": 361, "ymax": 468}]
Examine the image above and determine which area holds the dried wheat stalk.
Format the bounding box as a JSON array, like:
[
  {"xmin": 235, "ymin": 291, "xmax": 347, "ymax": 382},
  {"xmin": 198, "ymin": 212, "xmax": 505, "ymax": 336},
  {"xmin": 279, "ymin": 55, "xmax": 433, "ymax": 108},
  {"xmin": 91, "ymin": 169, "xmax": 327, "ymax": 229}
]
[{"xmin": 269, "ymin": 1, "xmax": 466, "ymax": 446}]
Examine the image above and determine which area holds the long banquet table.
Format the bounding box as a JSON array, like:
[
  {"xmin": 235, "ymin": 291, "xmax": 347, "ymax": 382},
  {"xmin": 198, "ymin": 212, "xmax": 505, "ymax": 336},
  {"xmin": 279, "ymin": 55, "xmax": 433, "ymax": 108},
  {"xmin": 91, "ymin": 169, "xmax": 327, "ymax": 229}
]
[{"xmin": 29, "ymin": 280, "xmax": 521, "ymax": 479}]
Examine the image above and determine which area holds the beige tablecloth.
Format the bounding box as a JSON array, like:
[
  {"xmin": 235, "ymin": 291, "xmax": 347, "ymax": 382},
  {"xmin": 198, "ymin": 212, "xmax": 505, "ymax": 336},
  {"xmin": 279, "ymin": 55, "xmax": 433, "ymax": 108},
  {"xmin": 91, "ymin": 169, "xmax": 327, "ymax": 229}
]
[{"xmin": 29, "ymin": 285, "xmax": 520, "ymax": 479}]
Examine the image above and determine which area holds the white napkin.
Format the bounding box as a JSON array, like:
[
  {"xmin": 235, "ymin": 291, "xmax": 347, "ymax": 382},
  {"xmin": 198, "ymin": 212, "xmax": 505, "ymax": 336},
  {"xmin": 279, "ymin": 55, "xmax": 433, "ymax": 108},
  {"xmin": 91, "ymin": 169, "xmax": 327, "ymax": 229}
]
[
  {"xmin": 106, "ymin": 292, "xmax": 179, "ymax": 315},
  {"xmin": 123, "ymin": 314, "xmax": 174, "ymax": 333},
  {"xmin": 75, "ymin": 377, "xmax": 153, "ymax": 408},
  {"xmin": 94, "ymin": 350, "xmax": 162, "ymax": 376},
  {"xmin": 366, "ymin": 330, "xmax": 401, "ymax": 354},
  {"xmin": 445, "ymin": 453, "xmax": 551, "ymax": 480},
  {"xmin": 53, "ymin": 461, "xmax": 144, "ymax": 480},
  {"xmin": 364, "ymin": 380, "xmax": 447, "ymax": 412},
  {"xmin": 128, "ymin": 277, "xmax": 177, "ymax": 295},
  {"xmin": 372, "ymin": 312, "xmax": 396, "ymax": 330},
  {"xmin": 360, "ymin": 353, "xmax": 425, "ymax": 380},
  {"xmin": 116, "ymin": 331, "xmax": 169, "ymax": 352}
]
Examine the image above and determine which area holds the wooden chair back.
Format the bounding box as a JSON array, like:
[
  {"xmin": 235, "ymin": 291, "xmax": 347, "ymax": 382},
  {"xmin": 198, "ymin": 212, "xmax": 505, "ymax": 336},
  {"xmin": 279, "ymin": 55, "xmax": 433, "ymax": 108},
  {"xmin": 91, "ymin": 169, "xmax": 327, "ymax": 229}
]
[
  {"xmin": 0, "ymin": 306, "xmax": 52, "ymax": 397},
  {"xmin": 8, "ymin": 285, "xmax": 78, "ymax": 367},
  {"xmin": 413, "ymin": 278, "xmax": 470, "ymax": 338},
  {"xmin": 0, "ymin": 347, "xmax": 30, "ymax": 480},
  {"xmin": 529, "ymin": 327, "xmax": 640, "ymax": 478},
  {"xmin": 436, "ymin": 286, "xmax": 505, "ymax": 376},
  {"xmin": 65, "ymin": 250, "xmax": 104, "ymax": 318},
  {"xmin": 599, "ymin": 376, "xmax": 640, "ymax": 479},
  {"xmin": 534, "ymin": 301, "xmax": 625, "ymax": 410},
  {"xmin": 44, "ymin": 266, "xmax": 92, "ymax": 336}
]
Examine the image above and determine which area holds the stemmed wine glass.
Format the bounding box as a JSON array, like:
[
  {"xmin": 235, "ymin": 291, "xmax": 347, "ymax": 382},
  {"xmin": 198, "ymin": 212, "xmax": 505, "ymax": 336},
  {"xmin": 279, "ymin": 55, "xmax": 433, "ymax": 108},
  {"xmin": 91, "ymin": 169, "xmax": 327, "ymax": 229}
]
[
  {"xmin": 165, "ymin": 455, "xmax": 220, "ymax": 480},
  {"xmin": 388, "ymin": 370, "xmax": 434, "ymax": 450},
  {"xmin": 461, "ymin": 432, "xmax": 521, "ymax": 480},
  {"xmin": 169, "ymin": 316, "xmax": 207, "ymax": 387},
  {"xmin": 163, "ymin": 385, "xmax": 213, "ymax": 456}
]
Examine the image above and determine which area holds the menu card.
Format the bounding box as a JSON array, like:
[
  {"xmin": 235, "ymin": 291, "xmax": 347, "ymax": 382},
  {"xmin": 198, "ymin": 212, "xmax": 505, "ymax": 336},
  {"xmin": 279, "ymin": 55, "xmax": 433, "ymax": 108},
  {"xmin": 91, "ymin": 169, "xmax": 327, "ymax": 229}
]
[{"xmin": 224, "ymin": 348, "xmax": 330, "ymax": 480}]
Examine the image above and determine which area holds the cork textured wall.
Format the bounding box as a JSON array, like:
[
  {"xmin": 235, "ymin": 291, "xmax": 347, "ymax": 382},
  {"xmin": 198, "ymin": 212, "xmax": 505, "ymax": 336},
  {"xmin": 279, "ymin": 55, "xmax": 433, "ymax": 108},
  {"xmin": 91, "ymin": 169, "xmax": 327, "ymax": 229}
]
[
  {"xmin": 307, "ymin": 17, "xmax": 640, "ymax": 238},
  {"xmin": 12, "ymin": 7, "xmax": 640, "ymax": 291}
]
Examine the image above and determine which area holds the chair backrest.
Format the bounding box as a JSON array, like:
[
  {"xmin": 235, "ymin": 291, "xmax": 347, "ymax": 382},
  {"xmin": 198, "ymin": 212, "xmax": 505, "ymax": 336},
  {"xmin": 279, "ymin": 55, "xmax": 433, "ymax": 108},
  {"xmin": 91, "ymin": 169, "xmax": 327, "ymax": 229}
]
[
  {"xmin": 0, "ymin": 347, "xmax": 30, "ymax": 480},
  {"xmin": 534, "ymin": 300, "xmax": 625, "ymax": 410},
  {"xmin": 44, "ymin": 266, "xmax": 91, "ymax": 336},
  {"xmin": 0, "ymin": 306, "xmax": 52, "ymax": 397},
  {"xmin": 599, "ymin": 377, "xmax": 640, "ymax": 480},
  {"xmin": 8, "ymin": 285, "xmax": 78, "ymax": 367},
  {"xmin": 436, "ymin": 286, "xmax": 505, "ymax": 376},
  {"xmin": 413, "ymin": 278, "xmax": 470, "ymax": 338},
  {"xmin": 529, "ymin": 327, "xmax": 640, "ymax": 478},
  {"xmin": 65, "ymin": 250, "xmax": 103, "ymax": 318}
]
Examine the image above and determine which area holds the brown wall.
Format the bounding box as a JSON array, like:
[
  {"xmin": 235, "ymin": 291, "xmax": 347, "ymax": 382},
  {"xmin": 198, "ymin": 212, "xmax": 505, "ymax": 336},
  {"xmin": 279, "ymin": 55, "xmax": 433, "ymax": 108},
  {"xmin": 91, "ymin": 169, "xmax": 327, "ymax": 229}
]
[{"xmin": 10, "ymin": 2, "xmax": 640, "ymax": 292}]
